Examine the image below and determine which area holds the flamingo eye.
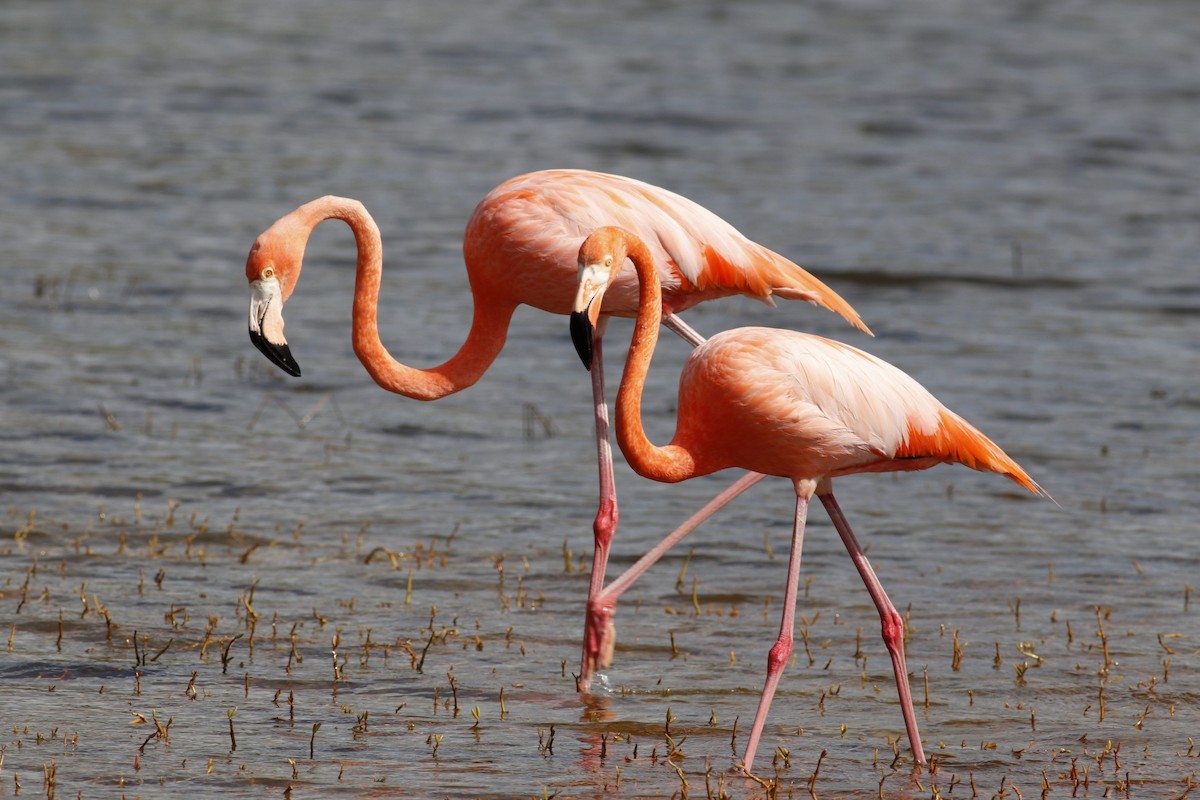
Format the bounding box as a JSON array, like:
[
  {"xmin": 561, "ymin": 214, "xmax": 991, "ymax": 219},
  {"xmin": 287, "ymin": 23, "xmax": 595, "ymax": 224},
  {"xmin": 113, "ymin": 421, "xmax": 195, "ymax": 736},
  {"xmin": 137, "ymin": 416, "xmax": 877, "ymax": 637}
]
[
  {"xmin": 604, "ymin": 256, "xmax": 614, "ymax": 268},
  {"xmin": 262, "ymin": 267, "xmax": 275, "ymax": 279}
]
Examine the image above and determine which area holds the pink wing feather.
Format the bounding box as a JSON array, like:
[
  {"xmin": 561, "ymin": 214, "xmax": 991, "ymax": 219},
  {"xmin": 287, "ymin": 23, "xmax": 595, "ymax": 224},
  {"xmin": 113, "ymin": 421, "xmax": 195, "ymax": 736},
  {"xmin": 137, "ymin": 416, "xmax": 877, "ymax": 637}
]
[
  {"xmin": 469, "ymin": 169, "xmax": 870, "ymax": 333},
  {"xmin": 677, "ymin": 328, "xmax": 1043, "ymax": 494}
]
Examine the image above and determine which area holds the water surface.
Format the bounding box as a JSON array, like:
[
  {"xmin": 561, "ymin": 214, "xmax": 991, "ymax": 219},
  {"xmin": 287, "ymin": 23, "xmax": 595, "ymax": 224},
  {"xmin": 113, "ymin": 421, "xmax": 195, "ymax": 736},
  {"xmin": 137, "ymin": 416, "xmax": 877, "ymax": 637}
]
[{"xmin": 2, "ymin": 1, "xmax": 1198, "ymax": 797}]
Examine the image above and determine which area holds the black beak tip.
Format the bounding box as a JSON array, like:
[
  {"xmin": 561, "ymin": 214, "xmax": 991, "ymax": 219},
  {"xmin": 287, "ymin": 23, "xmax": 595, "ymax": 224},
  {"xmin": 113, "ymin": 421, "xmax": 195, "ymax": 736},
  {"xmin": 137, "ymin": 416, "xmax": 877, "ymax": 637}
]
[
  {"xmin": 569, "ymin": 311, "xmax": 595, "ymax": 371},
  {"xmin": 249, "ymin": 329, "xmax": 302, "ymax": 377}
]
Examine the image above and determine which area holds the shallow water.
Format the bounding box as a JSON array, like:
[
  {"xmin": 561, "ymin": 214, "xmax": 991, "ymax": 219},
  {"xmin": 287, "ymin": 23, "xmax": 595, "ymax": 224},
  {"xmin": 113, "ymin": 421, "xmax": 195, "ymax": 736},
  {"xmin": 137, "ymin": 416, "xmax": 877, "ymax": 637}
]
[{"xmin": 2, "ymin": 0, "xmax": 1199, "ymax": 797}]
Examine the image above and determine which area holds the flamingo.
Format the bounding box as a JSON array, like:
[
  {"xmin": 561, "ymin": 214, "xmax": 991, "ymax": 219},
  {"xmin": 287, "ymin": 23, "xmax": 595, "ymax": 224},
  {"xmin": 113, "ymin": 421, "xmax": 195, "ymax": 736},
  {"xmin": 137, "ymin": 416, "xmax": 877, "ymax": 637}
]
[
  {"xmin": 243, "ymin": 169, "xmax": 871, "ymax": 690},
  {"xmin": 569, "ymin": 226, "xmax": 1046, "ymax": 771}
]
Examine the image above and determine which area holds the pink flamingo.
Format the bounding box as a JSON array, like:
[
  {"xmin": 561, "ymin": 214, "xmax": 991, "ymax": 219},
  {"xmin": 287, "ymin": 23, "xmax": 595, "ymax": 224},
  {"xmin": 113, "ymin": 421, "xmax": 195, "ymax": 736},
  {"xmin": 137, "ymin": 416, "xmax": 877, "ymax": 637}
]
[
  {"xmin": 243, "ymin": 169, "xmax": 870, "ymax": 689},
  {"xmin": 569, "ymin": 226, "xmax": 1045, "ymax": 771}
]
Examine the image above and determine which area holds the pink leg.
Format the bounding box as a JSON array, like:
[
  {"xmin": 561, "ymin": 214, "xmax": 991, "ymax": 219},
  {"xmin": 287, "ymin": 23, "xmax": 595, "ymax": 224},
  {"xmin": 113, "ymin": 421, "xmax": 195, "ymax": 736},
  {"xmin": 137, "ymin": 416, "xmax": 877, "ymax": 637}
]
[
  {"xmin": 661, "ymin": 311, "xmax": 706, "ymax": 347},
  {"xmin": 583, "ymin": 471, "xmax": 767, "ymax": 677},
  {"xmin": 742, "ymin": 489, "xmax": 811, "ymax": 771},
  {"xmin": 581, "ymin": 311, "xmax": 762, "ymax": 689},
  {"xmin": 818, "ymin": 491, "xmax": 926, "ymax": 766},
  {"xmin": 580, "ymin": 311, "xmax": 706, "ymax": 689},
  {"xmin": 581, "ymin": 332, "xmax": 618, "ymax": 690}
]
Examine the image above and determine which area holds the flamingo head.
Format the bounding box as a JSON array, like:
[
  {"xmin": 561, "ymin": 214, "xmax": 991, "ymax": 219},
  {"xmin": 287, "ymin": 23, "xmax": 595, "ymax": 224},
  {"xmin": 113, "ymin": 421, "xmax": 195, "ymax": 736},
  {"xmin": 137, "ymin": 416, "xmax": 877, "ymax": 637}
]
[
  {"xmin": 569, "ymin": 227, "xmax": 629, "ymax": 371},
  {"xmin": 245, "ymin": 218, "xmax": 306, "ymax": 377}
]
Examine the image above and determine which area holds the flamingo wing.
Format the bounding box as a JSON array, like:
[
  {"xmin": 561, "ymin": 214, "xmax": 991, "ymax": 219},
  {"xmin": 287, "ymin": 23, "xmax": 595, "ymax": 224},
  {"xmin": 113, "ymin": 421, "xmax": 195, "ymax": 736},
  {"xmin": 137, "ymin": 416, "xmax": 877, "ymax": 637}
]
[
  {"xmin": 477, "ymin": 170, "xmax": 870, "ymax": 333},
  {"xmin": 681, "ymin": 329, "xmax": 1042, "ymax": 493}
]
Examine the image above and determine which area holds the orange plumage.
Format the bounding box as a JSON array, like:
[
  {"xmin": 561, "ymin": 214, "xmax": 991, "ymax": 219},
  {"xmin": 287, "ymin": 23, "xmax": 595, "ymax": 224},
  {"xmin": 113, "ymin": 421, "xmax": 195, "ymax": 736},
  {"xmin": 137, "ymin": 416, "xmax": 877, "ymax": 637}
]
[
  {"xmin": 666, "ymin": 327, "xmax": 1043, "ymax": 494},
  {"xmin": 570, "ymin": 226, "xmax": 1046, "ymax": 772}
]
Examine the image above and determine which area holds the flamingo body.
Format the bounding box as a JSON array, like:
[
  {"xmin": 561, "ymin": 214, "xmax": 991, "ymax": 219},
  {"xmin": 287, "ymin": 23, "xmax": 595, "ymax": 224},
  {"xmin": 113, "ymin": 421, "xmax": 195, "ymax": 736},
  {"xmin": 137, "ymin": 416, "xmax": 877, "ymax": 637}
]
[
  {"xmin": 246, "ymin": 170, "xmax": 869, "ymax": 386},
  {"xmin": 668, "ymin": 328, "xmax": 1039, "ymax": 488},
  {"xmin": 569, "ymin": 226, "xmax": 1045, "ymax": 771},
  {"xmin": 462, "ymin": 169, "xmax": 870, "ymax": 325}
]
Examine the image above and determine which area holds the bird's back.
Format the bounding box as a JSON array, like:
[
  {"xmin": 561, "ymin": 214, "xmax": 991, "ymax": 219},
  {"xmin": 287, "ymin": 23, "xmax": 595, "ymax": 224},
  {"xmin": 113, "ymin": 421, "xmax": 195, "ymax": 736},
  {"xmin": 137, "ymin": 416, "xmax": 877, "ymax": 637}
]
[
  {"xmin": 464, "ymin": 169, "xmax": 868, "ymax": 331},
  {"xmin": 674, "ymin": 328, "xmax": 1042, "ymax": 493}
]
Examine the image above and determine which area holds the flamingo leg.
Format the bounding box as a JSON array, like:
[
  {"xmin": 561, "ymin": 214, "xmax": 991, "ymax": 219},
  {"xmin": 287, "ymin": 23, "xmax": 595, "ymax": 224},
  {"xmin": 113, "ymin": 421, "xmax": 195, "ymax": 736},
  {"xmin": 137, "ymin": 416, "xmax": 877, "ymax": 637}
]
[
  {"xmin": 580, "ymin": 310, "xmax": 763, "ymax": 690},
  {"xmin": 661, "ymin": 310, "xmax": 706, "ymax": 347},
  {"xmin": 580, "ymin": 311, "xmax": 704, "ymax": 689},
  {"xmin": 742, "ymin": 488, "xmax": 811, "ymax": 772},
  {"xmin": 818, "ymin": 491, "xmax": 927, "ymax": 766},
  {"xmin": 581, "ymin": 331, "xmax": 619, "ymax": 690},
  {"xmin": 583, "ymin": 471, "xmax": 767, "ymax": 679}
]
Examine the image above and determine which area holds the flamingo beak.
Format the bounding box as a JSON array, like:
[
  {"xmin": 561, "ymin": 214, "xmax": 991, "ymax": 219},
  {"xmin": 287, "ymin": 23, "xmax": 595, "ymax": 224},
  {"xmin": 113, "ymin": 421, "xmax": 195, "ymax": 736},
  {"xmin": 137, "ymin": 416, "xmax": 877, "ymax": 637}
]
[
  {"xmin": 570, "ymin": 265, "xmax": 608, "ymax": 371},
  {"xmin": 570, "ymin": 310, "xmax": 594, "ymax": 371},
  {"xmin": 248, "ymin": 278, "xmax": 301, "ymax": 377}
]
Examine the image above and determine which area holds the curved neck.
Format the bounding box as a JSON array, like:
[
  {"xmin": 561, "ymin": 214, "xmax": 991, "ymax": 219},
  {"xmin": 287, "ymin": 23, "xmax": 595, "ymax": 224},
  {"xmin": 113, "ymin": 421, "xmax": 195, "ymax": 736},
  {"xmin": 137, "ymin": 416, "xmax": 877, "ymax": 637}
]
[
  {"xmin": 304, "ymin": 197, "xmax": 514, "ymax": 401},
  {"xmin": 614, "ymin": 232, "xmax": 700, "ymax": 483}
]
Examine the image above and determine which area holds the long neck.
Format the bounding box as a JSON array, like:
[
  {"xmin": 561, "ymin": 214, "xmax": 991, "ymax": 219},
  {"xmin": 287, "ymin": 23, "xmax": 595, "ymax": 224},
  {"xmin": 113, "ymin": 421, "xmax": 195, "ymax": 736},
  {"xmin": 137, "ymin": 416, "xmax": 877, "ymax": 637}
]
[
  {"xmin": 614, "ymin": 234, "xmax": 700, "ymax": 483},
  {"xmin": 306, "ymin": 197, "xmax": 514, "ymax": 401}
]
